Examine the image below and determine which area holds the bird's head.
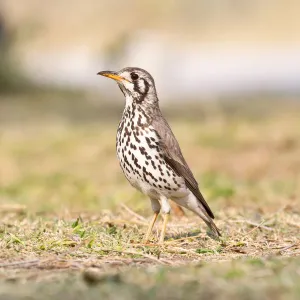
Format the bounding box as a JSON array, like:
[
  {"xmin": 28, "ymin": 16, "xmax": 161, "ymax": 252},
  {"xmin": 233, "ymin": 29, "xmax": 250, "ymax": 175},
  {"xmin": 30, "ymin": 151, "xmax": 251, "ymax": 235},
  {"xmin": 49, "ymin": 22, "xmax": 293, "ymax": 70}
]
[{"xmin": 97, "ymin": 67, "xmax": 158, "ymax": 107}]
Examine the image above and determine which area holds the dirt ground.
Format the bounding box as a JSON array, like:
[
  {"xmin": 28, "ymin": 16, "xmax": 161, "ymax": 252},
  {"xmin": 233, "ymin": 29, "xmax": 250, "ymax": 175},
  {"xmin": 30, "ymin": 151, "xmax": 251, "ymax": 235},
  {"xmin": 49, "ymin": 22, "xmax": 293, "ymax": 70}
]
[{"xmin": 0, "ymin": 95, "xmax": 299, "ymax": 299}]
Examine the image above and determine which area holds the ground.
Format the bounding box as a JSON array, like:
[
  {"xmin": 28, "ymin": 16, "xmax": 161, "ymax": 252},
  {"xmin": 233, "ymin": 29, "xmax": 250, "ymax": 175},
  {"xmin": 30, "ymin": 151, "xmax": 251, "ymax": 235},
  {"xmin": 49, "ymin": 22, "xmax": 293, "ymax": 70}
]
[{"xmin": 0, "ymin": 94, "xmax": 299, "ymax": 299}]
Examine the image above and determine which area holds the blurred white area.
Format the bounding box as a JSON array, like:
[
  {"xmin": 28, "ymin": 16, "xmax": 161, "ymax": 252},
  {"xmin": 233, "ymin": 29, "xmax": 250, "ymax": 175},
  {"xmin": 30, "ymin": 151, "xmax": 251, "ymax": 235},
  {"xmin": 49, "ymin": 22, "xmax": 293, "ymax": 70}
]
[
  {"xmin": 2, "ymin": 0, "xmax": 300, "ymax": 99},
  {"xmin": 22, "ymin": 32, "xmax": 300, "ymax": 99}
]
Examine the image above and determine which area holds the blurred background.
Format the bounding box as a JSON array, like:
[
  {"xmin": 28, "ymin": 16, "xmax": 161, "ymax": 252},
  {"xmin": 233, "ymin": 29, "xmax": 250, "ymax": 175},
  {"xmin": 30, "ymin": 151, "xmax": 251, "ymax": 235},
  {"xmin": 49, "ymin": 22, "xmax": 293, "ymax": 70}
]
[
  {"xmin": 0, "ymin": 0, "xmax": 299, "ymax": 214},
  {"xmin": 2, "ymin": 0, "xmax": 300, "ymax": 98},
  {"xmin": 0, "ymin": 3, "xmax": 299, "ymax": 296}
]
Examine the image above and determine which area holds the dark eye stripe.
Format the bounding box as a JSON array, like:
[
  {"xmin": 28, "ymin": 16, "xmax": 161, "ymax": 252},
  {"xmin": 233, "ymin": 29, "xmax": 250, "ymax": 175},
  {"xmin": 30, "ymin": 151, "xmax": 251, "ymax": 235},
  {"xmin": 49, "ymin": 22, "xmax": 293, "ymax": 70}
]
[
  {"xmin": 134, "ymin": 78, "xmax": 149, "ymax": 103},
  {"xmin": 142, "ymin": 78, "xmax": 149, "ymax": 95}
]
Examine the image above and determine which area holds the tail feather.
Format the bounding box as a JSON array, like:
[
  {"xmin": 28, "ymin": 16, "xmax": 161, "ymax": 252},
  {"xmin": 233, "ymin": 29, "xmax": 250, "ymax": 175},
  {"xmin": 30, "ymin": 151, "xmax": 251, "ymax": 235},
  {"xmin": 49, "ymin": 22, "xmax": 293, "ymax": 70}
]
[
  {"xmin": 172, "ymin": 191, "xmax": 221, "ymax": 238},
  {"xmin": 188, "ymin": 192, "xmax": 221, "ymax": 238},
  {"xmin": 204, "ymin": 218, "xmax": 221, "ymax": 238}
]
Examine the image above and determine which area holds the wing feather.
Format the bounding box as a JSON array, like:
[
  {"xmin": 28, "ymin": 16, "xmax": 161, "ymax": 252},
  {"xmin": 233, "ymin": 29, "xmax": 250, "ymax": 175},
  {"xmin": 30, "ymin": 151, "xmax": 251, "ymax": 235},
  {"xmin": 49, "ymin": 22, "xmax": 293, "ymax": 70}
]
[{"xmin": 152, "ymin": 112, "xmax": 214, "ymax": 219}]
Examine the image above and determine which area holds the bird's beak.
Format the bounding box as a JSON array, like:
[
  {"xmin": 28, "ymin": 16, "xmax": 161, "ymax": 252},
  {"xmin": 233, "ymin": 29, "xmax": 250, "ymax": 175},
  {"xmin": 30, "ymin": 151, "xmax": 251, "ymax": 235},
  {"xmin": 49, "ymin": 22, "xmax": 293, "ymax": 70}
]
[{"xmin": 97, "ymin": 71, "xmax": 125, "ymax": 82}]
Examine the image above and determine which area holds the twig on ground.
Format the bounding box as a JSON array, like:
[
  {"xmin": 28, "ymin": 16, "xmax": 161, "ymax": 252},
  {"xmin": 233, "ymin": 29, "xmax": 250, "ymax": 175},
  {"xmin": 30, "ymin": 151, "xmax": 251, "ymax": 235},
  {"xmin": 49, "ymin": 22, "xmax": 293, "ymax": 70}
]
[
  {"xmin": 231, "ymin": 220, "xmax": 274, "ymax": 231},
  {"xmin": 286, "ymin": 221, "xmax": 300, "ymax": 228},
  {"xmin": 95, "ymin": 247, "xmax": 172, "ymax": 265},
  {"xmin": 278, "ymin": 243, "xmax": 299, "ymax": 252},
  {"xmin": 0, "ymin": 259, "xmax": 39, "ymax": 268},
  {"xmin": 101, "ymin": 219, "xmax": 148, "ymax": 226},
  {"xmin": 120, "ymin": 203, "xmax": 147, "ymax": 222},
  {"xmin": 244, "ymin": 205, "xmax": 289, "ymax": 235},
  {"xmin": 241, "ymin": 212, "xmax": 280, "ymax": 236}
]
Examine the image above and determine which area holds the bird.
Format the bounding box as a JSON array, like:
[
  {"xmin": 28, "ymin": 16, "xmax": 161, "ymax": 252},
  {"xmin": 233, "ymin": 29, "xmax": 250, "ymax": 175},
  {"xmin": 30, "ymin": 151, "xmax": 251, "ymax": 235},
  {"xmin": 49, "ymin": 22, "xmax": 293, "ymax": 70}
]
[{"xmin": 97, "ymin": 67, "xmax": 221, "ymax": 243}]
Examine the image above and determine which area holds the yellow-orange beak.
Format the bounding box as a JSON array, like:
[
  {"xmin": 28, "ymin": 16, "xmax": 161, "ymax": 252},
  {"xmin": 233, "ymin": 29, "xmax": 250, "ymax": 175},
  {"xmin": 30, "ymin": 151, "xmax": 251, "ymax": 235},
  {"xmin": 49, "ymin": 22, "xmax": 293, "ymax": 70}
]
[{"xmin": 97, "ymin": 71, "xmax": 127, "ymax": 82}]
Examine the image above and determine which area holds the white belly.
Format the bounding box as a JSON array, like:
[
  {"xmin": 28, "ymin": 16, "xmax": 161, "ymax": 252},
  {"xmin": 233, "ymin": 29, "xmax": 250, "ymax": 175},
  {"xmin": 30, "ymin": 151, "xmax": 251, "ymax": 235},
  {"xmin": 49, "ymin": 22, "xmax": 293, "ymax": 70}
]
[{"xmin": 116, "ymin": 124, "xmax": 186, "ymax": 199}]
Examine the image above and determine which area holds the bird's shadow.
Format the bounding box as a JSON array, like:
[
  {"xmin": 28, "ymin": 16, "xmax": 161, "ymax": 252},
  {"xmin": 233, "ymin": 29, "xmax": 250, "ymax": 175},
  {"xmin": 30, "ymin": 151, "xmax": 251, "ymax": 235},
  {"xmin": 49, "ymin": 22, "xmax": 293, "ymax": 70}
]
[
  {"xmin": 165, "ymin": 229, "xmax": 203, "ymax": 241},
  {"xmin": 165, "ymin": 230, "xmax": 220, "ymax": 242}
]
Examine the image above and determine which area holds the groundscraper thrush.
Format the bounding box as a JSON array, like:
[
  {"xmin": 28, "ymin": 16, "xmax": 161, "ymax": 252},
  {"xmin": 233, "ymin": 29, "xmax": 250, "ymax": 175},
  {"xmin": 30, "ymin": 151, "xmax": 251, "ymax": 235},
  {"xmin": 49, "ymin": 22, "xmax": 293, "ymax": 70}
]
[{"xmin": 98, "ymin": 67, "xmax": 221, "ymax": 243}]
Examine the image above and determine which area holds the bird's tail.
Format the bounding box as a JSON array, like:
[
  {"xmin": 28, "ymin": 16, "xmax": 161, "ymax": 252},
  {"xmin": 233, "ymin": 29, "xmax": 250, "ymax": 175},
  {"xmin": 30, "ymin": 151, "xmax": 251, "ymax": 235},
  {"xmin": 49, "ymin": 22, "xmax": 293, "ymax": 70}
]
[
  {"xmin": 189, "ymin": 193, "xmax": 221, "ymax": 238},
  {"xmin": 203, "ymin": 218, "xmax": 221, "ymax": 238},
  {"xmin": 172, "ymin": 192, "xmax": 221, "ymax": 238}
]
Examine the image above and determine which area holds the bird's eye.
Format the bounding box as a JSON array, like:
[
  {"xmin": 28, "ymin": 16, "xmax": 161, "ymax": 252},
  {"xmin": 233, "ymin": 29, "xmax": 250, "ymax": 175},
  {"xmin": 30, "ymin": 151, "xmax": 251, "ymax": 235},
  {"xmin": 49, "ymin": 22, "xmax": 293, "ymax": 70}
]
[{"xmin": 130, "ymin": 73, "xmax": 139, "ymax": 80}]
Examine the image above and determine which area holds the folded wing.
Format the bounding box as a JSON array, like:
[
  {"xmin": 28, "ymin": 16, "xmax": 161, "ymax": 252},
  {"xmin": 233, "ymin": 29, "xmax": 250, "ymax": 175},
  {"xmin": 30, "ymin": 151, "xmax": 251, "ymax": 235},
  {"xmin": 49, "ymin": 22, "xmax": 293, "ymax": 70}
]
[{"xmin": 152, "ymin": 111, "xmax": 214, "ymax": 219}]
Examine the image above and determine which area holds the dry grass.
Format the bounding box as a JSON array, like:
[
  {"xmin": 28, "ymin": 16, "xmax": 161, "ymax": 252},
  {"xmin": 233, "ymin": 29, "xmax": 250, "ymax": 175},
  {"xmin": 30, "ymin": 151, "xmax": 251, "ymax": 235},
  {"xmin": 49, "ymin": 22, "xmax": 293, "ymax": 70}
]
[{"xmin": 0, "ymin": 97, "xmax": 299, "ymax": 299}]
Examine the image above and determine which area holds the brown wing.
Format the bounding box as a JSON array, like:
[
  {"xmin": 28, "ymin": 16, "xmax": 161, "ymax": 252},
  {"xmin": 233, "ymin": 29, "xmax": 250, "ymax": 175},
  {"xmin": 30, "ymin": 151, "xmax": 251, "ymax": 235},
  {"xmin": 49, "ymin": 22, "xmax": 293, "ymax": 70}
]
[{"xmin": 152, "ymin": 111, "xmax": 214, "ymax": 219}]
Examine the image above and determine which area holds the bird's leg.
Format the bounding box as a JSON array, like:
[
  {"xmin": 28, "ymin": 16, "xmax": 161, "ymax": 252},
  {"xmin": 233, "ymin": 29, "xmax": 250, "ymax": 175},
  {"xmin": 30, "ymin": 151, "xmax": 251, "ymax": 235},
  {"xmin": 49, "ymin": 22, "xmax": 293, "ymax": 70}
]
[
  {"xmin": 158, "ymin": 196, "xmax": 171, "ymax": 244},
  {"xmin": 144, "ymin": 212, "xmax": 159, "ymax": 243},
  {"xmin": 159, "ymin": 213, "xmax": 169, "ymax": 244},
  {"xmin": 143, "ymin": 198, "xmax": 161, "ymax": 243}
]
